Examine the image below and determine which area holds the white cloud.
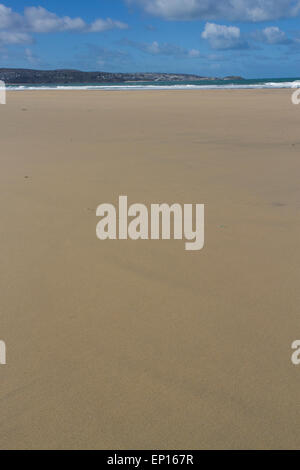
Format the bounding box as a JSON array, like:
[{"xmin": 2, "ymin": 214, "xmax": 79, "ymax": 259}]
[
  {"xmin": 147, "ymin": 40, "xmax": 160, "ymax": 54},
  {"xmin": 123, "ymin": 38, "xmax": 194, "ymax": 57},
  {"xmin": 0, "ymin": 4, "xmax": 22, "ymax": 29},
  {"xmin": 89, "ymin": 18, "xmax": 128, "ymax": 33},
  {"xmin": 188, "ymin": 49, "xmax": 201, "ymax": 58},
  {"xmin": 202, "ymin": 23, "xmax": 247, "ymax": 50},
  {"xmin": 24, "ymin": 7, "xmax": 86, "ymax": 33},
  {"xmin": 122, "ymin": 38, "xmax": 201, "ymax": 59},
  {"xmin": 0, "ymin": 3, "xmax": 128, "ymax": 44},
  {"xmin": 25, "ymin": 47, "xmax": 39, "ymax": 64},
  {"xmin": 126, "ymin": 0, "xmax": 300, "ymax": 22},
  {"xmin": 253, "ymin": 26, "xmax": 291, "ymax": 44},
  {"xmin": 0, "ymin": 31, "xmax": 32, "ymax": 45}
]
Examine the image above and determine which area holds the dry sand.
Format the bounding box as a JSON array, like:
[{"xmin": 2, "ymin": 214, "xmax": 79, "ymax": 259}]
[{"xmin": 0, "ymin": 89, "xmax": 300, "ymax": 449}]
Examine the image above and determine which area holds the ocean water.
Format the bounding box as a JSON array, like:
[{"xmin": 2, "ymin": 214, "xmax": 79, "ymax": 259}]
[{"xmin": 6, "ymin": 77, "xmax": 300, "ymax": 91}]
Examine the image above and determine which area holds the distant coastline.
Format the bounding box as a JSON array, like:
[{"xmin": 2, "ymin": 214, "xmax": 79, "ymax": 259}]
[
  {"xmin": 1, "ymin": 69, "xmax": 299, "ymax": 91},
  {"xmin": 0, "ymin": 68, "xmax": 243, "ymax": 85}
]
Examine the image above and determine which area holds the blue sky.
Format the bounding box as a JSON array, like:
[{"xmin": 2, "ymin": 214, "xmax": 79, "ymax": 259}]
[{"xmin": 0, "ymin": 0, "xmax": 300, "ymax": 77}]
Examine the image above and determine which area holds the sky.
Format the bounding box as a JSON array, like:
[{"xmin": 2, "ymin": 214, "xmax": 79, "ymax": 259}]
[{"xmin": 0, "ymin": 0, "xmax": 300, "ymax": 78}]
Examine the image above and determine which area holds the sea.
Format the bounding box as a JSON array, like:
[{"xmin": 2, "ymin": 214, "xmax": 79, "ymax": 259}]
[{"xmin": 5, "ymin": 77, "xmax": 300, "ymax": 91}]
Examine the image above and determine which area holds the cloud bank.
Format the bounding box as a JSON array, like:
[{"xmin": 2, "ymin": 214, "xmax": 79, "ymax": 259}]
[
  {"xmin": 126, "ymin": 0, "xmax": 300, "ymax": 21},
  {"xmin": 121, "ymin": 38, "xmax": 201, "ymax": 58},
  {"xmin": 0, "ymin": 4, "xmax": 128, "ymax": 45}
]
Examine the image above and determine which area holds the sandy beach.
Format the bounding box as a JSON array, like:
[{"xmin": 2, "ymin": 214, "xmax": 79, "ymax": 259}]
[{"xmin": 0, "ymin": 89, "xmax": 300, "ymax": 450}]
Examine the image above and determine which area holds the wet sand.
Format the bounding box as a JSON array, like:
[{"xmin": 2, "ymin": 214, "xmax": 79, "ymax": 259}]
[{"xmin": 0, "ymin": 89, "xmax": 300, "ymax": 449}]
